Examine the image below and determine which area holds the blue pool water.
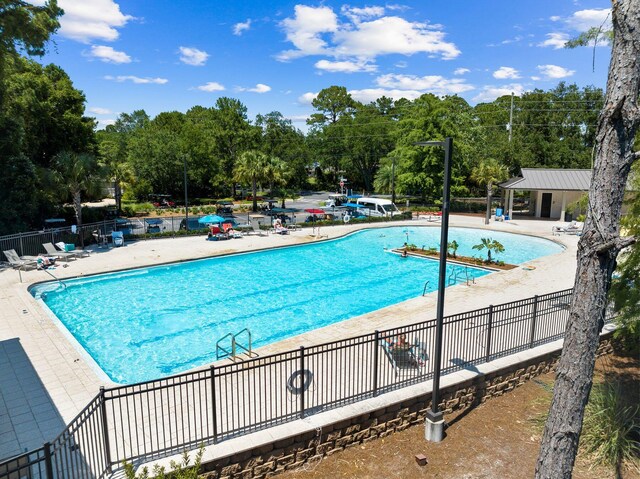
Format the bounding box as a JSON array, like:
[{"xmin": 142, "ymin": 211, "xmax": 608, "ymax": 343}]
[{"xmin": 32, "ymin": 226, "xmax": 563, "ymax": 384}]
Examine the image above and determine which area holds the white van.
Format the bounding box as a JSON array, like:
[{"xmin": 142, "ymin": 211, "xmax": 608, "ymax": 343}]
[{"xmin": 355, "ymin": 197, "xmax": 401, "ymax": 217}]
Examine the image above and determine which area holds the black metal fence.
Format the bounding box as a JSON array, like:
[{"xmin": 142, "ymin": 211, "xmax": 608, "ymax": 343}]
[{"xmin": 1, "ymin": 288, "xmax": 613, "ymax": 479}]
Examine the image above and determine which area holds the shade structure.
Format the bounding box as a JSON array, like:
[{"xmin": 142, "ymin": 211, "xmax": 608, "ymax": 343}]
[
  {"xmin": 198, "ymin": 214, "xmax": 226, "ymax": 224},
  {"xmin": 144, "ymin": 218, "xmax": 163, "ymax": 225}
]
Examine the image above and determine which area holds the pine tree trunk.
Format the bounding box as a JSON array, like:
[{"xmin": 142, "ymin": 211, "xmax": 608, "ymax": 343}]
[{"xmin": 535, "ymin": 1, "xmax": 639, "ymax": 477}]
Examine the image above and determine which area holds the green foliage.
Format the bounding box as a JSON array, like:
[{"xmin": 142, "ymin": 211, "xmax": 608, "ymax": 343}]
[
  {"xmin": 472, "ymin": 238, "xmax": 505, "ymax": 262},
  {"xmin": 580, "ymin": 380, "xmax": 640, "ymax": 473},
  {"xmin": 448, "ymin": 240, "xmax": 459, "ymax": 258},
  {"xmin": 0, "ymin": 0, "xmax": 62, "ymax": 60},
  {"xmin": 123, "ymin": 445, "xmax": 204, "ymax": 479},
  {"xmin": 610, "ymin": 167, "xmax": 640, "ymax": 352}
]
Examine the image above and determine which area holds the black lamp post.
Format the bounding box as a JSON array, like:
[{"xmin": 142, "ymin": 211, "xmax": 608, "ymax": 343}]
[
  {"xmin": 414, "ymin": 137, "xmax": 453, "ymax": 442},
  {"xmin": 183, "ymin": 154, "xmax": 189, "ymax": 231}
]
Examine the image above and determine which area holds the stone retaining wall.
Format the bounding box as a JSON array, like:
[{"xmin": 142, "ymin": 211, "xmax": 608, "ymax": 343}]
[{"xmin": 200, "ymin": 337, "xmax": 614, "ymax": 479}]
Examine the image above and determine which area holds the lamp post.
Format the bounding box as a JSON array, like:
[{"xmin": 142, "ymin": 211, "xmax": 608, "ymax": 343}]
[
  {"xmin": 183, "ymin": 154, "xmax": 189, "ymax": 231},
  {"xmin": 414, "ymin": 137, "xmax": 453, "ymax": 442}
]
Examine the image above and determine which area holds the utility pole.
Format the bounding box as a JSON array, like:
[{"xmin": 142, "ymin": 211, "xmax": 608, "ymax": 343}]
[
  {"xmin": 391, "ymin": 155, "xmax": 396, "ymax": 205},
  {"xmin": 508, "ymin": 92, "xmax": 514, "ymax": 143},
  {"xmin": 183, "ymin": 154, "xmax": 189, "ymax": 231}
]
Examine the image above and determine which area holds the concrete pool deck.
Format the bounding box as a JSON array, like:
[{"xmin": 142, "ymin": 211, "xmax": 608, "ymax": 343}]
[{"xmin": 0, "ymin": 215, "xmax": 579, "ymax": 460}]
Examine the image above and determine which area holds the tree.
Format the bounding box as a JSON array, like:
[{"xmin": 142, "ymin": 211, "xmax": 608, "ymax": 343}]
[
  {"xmin": 472, "ymin": 238, "xmax": 504, "ymax": 263},
  {"xmin": 234, "ymin": 150, "xmax": 269, "ymax": 212},
  {"xmin": 470, "ymin": 158, "xmax": 508, "ymax": 224},
  {"xmin": 308, "ymin": 86, "xmax": 355, "ymax": 125},
  {"xmin": 51, "ymin": 151, "xmax": 105, "ymax": 228},
  {"xmin": 536, "ymin": 1, "xmax": 639, "ymax": 477}
]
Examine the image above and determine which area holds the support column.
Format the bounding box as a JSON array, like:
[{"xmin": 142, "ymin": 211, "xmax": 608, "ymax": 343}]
[
  {"xmin": 560, "ymin": 192, "xmax": 567, "ymax": 222},
  {"xmin": 508, "ymin": 190, "xmax": 515, "ymax": 219},
  {"xmin": 535, "ymin": 191, "xmax": 542, "ymax": 217}
]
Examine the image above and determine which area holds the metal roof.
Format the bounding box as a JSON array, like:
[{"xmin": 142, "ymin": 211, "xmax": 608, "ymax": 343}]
[{"xmin": 500, "ymin": 168, "xmax": 592, "ymax": 191}]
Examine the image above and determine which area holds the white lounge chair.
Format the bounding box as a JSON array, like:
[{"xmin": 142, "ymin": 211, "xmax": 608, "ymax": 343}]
[
  {"xmin": 249, "ymin": 221, "xmax": 265, "ymax": 236},
  {"xmin": 43, "ymin": 242, "xmax": 76, "ymax": 261},
  {"xmin": 552, "ymin": 221, "xmax": 583, "ymax": 236},
  {"xmin": 3, "ymin": 249, "xmax": 38, "ymax": 271},
  {"xmin": 55, "ymin": 241, "xmax": 90, "ymax": 258}
]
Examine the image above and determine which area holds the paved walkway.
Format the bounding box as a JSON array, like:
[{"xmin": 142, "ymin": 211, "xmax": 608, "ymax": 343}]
[{"xmin": 0, "ymin": 215, "xmax": 579, "ymax": 460}]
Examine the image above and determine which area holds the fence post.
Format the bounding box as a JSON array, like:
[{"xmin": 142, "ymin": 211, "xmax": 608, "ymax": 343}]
[
  {"xmin": 99, "ymin": 387, "xmax": 112, "ymax": 473},
  {"xmin": 19, "ymin": 235, "xmax": 24, "ymax": 257},
  {"xmin": 373, "ymin": 331, "xmax": 379, "ymax": 397},
  {"xmin": 43, "ymin": 442, "xmax": 54, "ymax": 479},
  {"xmin": 210, "ymin": 365, "xmax": 218, "ymax": 443},
  {"xmin": 299, "ymin": 346, "xmax": 306, "ymax": 419},
  {"xmin": 529, "ymin": 295, "xmax": 539, "ymax": 348},
  {"xmin": 485, "ymin": 305, "xmax": 494, "ymax": 362}
]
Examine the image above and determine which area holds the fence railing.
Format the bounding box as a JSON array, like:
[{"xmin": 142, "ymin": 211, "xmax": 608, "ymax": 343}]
[{"xmin": 1, "ymin": 288, "xmax": 614, "ymax": 479}]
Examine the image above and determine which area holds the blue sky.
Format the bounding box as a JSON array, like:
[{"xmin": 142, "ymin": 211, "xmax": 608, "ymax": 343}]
[{"xmin": 35, "ymin": 0, "xmax": 612, "ymax": 130}]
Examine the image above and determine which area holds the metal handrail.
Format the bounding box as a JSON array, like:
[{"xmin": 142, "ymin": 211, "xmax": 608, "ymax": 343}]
[
  {"xmin": 232, "ymin": 328, "xmax": 253, "ymax": 358},
  {"xmin": 215, "ymin": 332, "xmax": 234, "ymax": 360},
  {"xmin": 422, "ymin": 280, "xmax": 430, "ymax": 296},
  {"xmin": 42, "ymin": 268, "xmax": 67, "ymax": 290}
]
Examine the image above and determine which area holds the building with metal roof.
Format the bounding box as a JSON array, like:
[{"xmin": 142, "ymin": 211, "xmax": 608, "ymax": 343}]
[{"xmin": 500, "ymin": 168, "xmax": 592, "ymax": 221}]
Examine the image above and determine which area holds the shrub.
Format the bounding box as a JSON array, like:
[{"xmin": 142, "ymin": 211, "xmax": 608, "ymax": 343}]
[
  {"xmin": 580, "ymin": 380, "xmax": 640, "ymax": 473},
  {"xmin": 123, "ymin": 445, "xmax": 204, "ymax": 479}
]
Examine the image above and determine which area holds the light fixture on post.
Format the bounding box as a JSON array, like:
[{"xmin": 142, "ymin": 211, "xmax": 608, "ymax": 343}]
[
  {"xmin": 413, "ymin": 137, "xmax": 453, "ymax": 442},
  {"xmin": 183, "ymin": 154, "xmax": 189, "ymax": 231}
]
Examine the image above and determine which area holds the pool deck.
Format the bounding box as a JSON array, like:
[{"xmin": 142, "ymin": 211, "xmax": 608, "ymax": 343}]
[{"xmin": 0, "ymin": 215, "xmax": 579, "ymax": 460}]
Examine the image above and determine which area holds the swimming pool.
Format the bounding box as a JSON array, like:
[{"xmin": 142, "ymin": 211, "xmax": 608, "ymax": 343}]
[{"xmin": 32, "ymin": 226, "xmax": 563, "ymax": 384}]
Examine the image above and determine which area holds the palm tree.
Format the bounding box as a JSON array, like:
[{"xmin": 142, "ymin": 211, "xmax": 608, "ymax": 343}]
[
  {"xmin": 447, "ymin": 240, "xmax": 459, "ymax": 258},
  {"xmin": 234, "ymin": 150, "xmax": 270, "ymax": 212},
  {"xmin": 470, "ymin": 158, "xmax": 509, "ymax": 225},
  {"xmin": 99, "ymin": 138, "xmax": 135, "ymax": 215},
  {"xmin": 51, "ymin": 151, "xmax": 105, "ymax": 227},
  {"xmin": 472, "ymin": 237, "xmax": 505, "ymax": 263}
]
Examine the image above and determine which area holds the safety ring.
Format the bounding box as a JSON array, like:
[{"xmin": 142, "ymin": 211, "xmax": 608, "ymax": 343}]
[
  {"xmin": 287, "ymin": 369, "xmax": 313, "ymax": 395},
  {"xmin": 343, "ymin": 214, "xmax": 351, "ymax": 223},
  {"xmin": 522, "ymin": 265, "xmax": 536, "ymax": 271}
]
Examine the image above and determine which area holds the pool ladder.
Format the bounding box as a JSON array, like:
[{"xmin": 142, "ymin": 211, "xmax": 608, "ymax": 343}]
[
  {"xmin": 448, "ymin": 266, "xmax": 475, "ymax": 286},
  {"xmin": 216, "ymin": 328, "xmax": 255, "ymax": 361}
]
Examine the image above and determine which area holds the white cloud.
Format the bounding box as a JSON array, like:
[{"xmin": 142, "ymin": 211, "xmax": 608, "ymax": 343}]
[
  {"xmin": 454, "ymin": 68, "xmax": 470, "ymax": 75},
  {"xmin": 97, "ymin": 118, "xmax": 116, "ymax": 128},
  {"xmin": 395, "ymin": 60, "xmax": 408, "ymax": 68},
  {"xmin": 179, "ymin": 47, "xmax": 209, "ymax": 66},
  {"xmin": 349, "ymin": 88, "xmax": 424, "ymax": 103},
  {"xmin": 237, "ymin": 83, "xmax": 271, "ymax": 93},
  {"xmin": 277, "ymin": 5, "xmax": 339, "ymax": 61},
  {"xmin": 315, "ymin": 59, "xmax": 377, "ymax": 73},
  {"xmin": 277, "ymin": 5, "xmax": 460, "ymax": 63},
  {"xmin": 332, "ymin": 16, "xmax": 460, "ymax": 60},
  {"xmin": 298, "ymin": 92, "xmax": 318, "ymax": 104},
  {"xmin": 104, "ymin": 75, "xmax": 168, "ymax": 84},
  {"xmin": 538, "ymin": 32, "xmax": 569, "ymax": 49},
  {"xmin": 537, "ymin": 64, "xmax": 575, "ymax": 79},
  {"xmin": 286, "ymin": 114, "xmax": 310, "ymax": 123},
  {"xmin": 550, "ymin": 15, "xmax": 561, "ymax": 22},
  {"xmin": 88, "ymin": 107, "xmax": 112, "ymax": 115},
  {"xmin": 493, "ymin": 66, "xmax": 520, "ymax": 80},
  {"xmin": 87, "ymin": 45, "xmax": 131, "ymax": 63},
  {"xmin": 566, "ymin": 8, "xmax": 611, "ymax": 31},
  {"xmin": 56, "ymin": 0, "xmax": 133, "ymax": 43},
  {"xmin": 233, "ymin": 19, "xmax": 252, "ymax": 36},
  {"xmin": 473, "ymin": 84, "xmax": 525, "ymax": 103},
  {"xmin": 375, "ymin": 73, "xmax": 474, "ymax": 95},
  {"xmin": 196, "ymin": 82, "xmax": 225, "ymax": 92},
  {"xmin": 340, "ymin": 5, "xmax": 385, "ymax": 23}
]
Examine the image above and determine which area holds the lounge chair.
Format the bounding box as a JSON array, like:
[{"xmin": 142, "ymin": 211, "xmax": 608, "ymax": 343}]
[
  {"xmin": 249, "ymin": 221, "xmax": 266, "ymax": 236},
  {"xmin": 55, "ymin": 242, "xmax": 90, "ymax": 258},
  {"xmin": 222, "ymin": 223, "xmax": 243, "ymax": 238},
  {"xmin": 495, "ymin": 208, "xmax": 505, "ymax": 222},
  {"xmin": 381, "ymin": 336, "xmax": 427, "ymax": 377},
  {"xmin": 3, "ymin": 249, "xmax": 38, "ymax": 271},
  {"xmin": 43, "ymin": 242, "xmax": 76, "ymax": 262},
  {"xmin": 552, "ymin": 221, "xmax": 583, "ymax": 236},
  {"xmin": 112, "ymin": 231, "xmax": 124, "ymax": 247}
]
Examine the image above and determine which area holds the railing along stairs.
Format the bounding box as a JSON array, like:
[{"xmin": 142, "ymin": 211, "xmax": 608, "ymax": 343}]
[
  {"xmin": 216, "ymin": 328, "xmax": 255, "ymax": 361},
  {"xmin": 447, "ymin": 265, "xmax": 475, "ymax": 286}
]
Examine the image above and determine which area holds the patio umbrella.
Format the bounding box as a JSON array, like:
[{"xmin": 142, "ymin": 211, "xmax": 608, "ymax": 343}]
[
  {"xmin": 304, "ymin": 208, "xmax": 324, "ymax": 214},
  {"xmin": 198, "ymin": 214, "xmax": 226, "ymax": 225}
]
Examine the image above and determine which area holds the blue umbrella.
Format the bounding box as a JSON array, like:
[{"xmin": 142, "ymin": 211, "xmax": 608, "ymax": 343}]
[{"xmin": 198, "ymin": 214, "xmax": 226, "ymax": 224}]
